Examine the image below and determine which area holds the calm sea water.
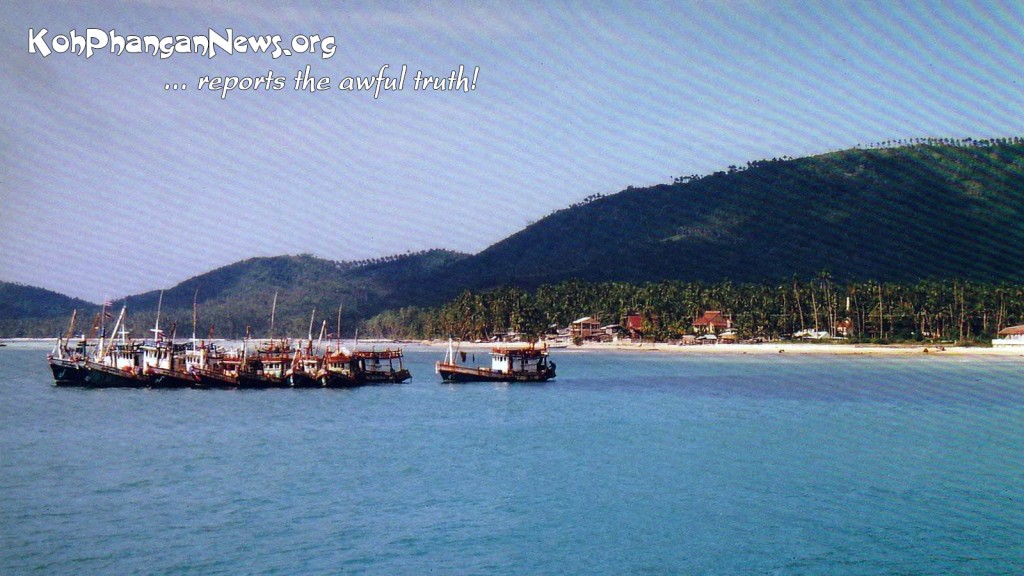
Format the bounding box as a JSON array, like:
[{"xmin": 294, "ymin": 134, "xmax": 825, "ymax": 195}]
[{"xmin": 1, "ymin": 342, "xmax": 1021, "ymax": 575}]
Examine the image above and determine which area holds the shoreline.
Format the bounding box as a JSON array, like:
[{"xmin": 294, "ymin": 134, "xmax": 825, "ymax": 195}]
[
  {"xmin": 422, "ymin": 339, "xmax": 1024, "ymax": 357},
  {"xmin": 7, "ymin": 337, "xmax": 1024, "ymax": 357}
]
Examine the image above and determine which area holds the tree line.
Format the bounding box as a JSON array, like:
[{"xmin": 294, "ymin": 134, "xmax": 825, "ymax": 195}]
[{"xmin": 362, "ymin": 275, "xmax": 1024, "ymax": 344}]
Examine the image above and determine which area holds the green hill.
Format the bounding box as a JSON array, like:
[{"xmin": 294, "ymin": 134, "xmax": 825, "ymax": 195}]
[
  {"xmin": 114, "ymin": 250, "xmax": 469, "ymax": 339},
  {"xmin": 437, "ymin": 139, "xmax": 1024, "ymax": 292},
  {"xmin": 0, "ymin": 283, "xmax": 99, "ymax": 337}
]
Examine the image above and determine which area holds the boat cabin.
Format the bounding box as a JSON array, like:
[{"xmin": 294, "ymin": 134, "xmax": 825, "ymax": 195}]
[{"xmin": 491, "ymin": 347, "xmax": 548, "ymax": 375}]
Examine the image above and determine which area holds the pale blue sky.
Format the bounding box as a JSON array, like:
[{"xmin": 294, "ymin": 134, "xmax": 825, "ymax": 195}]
[{"xmin": 2, "ymin": 1, "xmax": 1022, "ymax": 302}]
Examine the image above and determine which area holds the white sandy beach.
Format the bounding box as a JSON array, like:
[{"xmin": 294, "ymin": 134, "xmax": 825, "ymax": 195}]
[
  {"xmin": 422, "ymin": 339, "xmax": 1024, "ymax": 357},
  {"xmin": 7, "ymin": 337, "xmax": 1024, "ymax": 357}
]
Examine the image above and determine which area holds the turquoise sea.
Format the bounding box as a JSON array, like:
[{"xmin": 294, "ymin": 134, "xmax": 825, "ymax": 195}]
[{"xmin": 1, "ymin": 343, "xmax": 1021, "ymax": 575}]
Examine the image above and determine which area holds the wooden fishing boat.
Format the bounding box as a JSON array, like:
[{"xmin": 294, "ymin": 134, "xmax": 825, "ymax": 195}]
[
  {"xmin": 435, "ymin": 339, "xmax": 556, "ymax": 383},
  {"xmin": 353, "ymin": 348, "xmax": 411, "ymax": 384},
  {"xmin": 48, "ymin": 310, "xmax": 91, "ymax": 386},
  {"xmin": 317, "ymin": 348, "xmax": 359, "ymax": 387}
]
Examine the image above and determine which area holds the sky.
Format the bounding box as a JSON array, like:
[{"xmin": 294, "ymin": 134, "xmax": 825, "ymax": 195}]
[{"xmin": 1, "ymin": 1, "xmax": 1022, "ymax": 303}]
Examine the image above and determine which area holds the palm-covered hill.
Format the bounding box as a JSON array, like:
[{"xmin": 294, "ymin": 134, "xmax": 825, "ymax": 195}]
[
  {"xmin": 436, "ymin": 139, "xmax": 1024, "ymax": 292},
  {"xmin": 4, "ymin": 139, "xmax": 1024, "ymax": 337}
]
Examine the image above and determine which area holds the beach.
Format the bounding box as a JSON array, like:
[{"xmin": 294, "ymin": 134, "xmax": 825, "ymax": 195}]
[
  {"xmin": 425, "ymin": 339, "xmax": 1024, "ymax": 357},
  {"xmin": 10, "ymin": 337, "xmax": 1024, "ymax": 357}
]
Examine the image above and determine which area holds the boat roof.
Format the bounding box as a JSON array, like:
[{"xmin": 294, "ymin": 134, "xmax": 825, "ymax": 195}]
[
  {"xmin": 491, "ymin": 345, "xmax": 548, "ymax": 356},
  {"xmin": 353, "ymin": 349, "xmax": 404, "ymax": 359}
]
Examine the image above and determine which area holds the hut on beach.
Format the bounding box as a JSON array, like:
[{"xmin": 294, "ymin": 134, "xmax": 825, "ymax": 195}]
[{"xmin": 992, "ymin": 325, "xmax": 1024, "ymax": 346}]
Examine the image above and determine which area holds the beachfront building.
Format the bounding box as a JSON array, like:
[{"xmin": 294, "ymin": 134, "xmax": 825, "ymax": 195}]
[
  {"xmin": 623, "ymin": 313, "xmax": 644, "ymax": 339},
  {"xmin": 692, "ymin": 310, "xmax": 732, "ymax": 335},
  {"xmin": 992, "ymin": 325, "xmax": 1024, "ymax": 347},
  {"xmin": 570, "ymin": 317, "xmax": 602, "ymax": 340}
]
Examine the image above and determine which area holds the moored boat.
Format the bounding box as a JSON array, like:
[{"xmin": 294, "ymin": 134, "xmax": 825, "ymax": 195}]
[
  {"xmin": 285, "ymin": 345, "xmax": 322, "ymax": 388},
  {"xmin": 81, "ymin": 306, "xmax": 149, "ymax": 387},
  {"xmin": 353, "ymin": 348, "xmax": 411, "ymax": 384},
  {"xmin": 435, "ymin": 339, "xmax": 556, "ymax": 383},
  {"xmin": 48, "ymin": 310, "xmax": 91, "ymax": 386},
  {"xmin": 317, "ymin": 347, "xmax": 359, "ymax": 387},
  {"xmin": 236, "ymin": 339, "xmax": 292, "ymax": 388}
]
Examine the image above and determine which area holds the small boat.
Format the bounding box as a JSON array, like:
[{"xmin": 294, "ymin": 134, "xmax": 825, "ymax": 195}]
[{"xmin": 435, "ymin": 338, "xmax": 556, "ymax": 383}]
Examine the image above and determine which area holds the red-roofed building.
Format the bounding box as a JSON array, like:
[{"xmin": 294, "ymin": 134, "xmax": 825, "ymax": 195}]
[
  {"xmin": 623, "ymin": 312, "xmax": 644, "ymax": 338},
  {"xmin": 692, "ymin": 310, "xmax": 732, "ymax": 334}
]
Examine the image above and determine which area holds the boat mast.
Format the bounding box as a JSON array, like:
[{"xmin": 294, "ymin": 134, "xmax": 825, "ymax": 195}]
[
  {"xmin": 100, "ymin": 305, "xmax": 127, "ymax": 361},
  {"xmin": 269, "ymin": 290, "xmax": 278, "ymax": 342},
  {"xmin": 192, "ymin": 287, "xmax": 199, "ymax": 341},
  {"xmin": 316, "ymin": 320, "xmax": 327, "ymax": 355},
  {"xmin": 336, "ymin": 304, "xmax": 342, "ymax": 351},
  {"xmin": 307, "ymin": 307, "xmax": 316, "ymax": 342},
  {"xmin": 56, "ymin": 309, "xmax": 77, "ymax": 357},
  {"xmin": 152, "ymin": 290, "xmax": 164, "ymax": 342}
]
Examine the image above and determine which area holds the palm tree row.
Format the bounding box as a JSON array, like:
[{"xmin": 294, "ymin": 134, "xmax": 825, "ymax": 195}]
[{"xmin": 363, "ymin": 276, "xmax": 1024, "ymax": 344}]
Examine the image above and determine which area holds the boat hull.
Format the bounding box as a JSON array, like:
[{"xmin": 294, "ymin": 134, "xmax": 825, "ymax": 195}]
[
  {"xmin": 236, "ymin": 373, "xmax": 289, "ymax": 389},
  {"xmin": 49, "ymin": 357, "xmax": 89, "ymax": 386},
  {"xmin": 190, "ymin": 368, "xmax": 238, "ymax": 389},
  {"xmin": 82, "ymin": 362, "xmax": 148, "ymax": 388},
  {"xmin": 146, "ymin": 367, "xmax": 199, "ymax": 389},
  {"xmin": 320, "ymin": 370, "xmax": 361, "ymax": 388},
  {"xmin": 361, "ymin": 368, "xmax": 412, "ymax": 384},
  {"xmin": 437, "ymin": 363, "xmax": 555, "ymax": 383},
  {"xmin": 287, "ymin": 371, "xmax": 321, "ymax": 388}
]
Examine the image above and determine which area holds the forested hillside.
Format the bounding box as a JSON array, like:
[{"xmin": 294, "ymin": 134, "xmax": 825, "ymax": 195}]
[{"xmin": 433, "ymin": 139, "xmax": 1024, "ymax": 293}]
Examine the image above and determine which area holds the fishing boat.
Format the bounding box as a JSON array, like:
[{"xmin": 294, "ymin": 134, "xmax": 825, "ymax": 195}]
[
  {"xmin": 48, "ymin": 341, "xmax": 91, "ymax": 386},
  {"xmin": 236, "ymin": 339, "xmax": 292, "ymax": 388},
  {"xmin": 138, "ymin": 294, "xmax": 194, "ymax": 388},
  {"xmin": 80, "ymin": 306, "xmax": 149, "ymax": 387},
  {"xmin": 285, "ymin": 344, "xmax": 322, "ymax": 388},
  {"xmin": 184, "ymin": 340, "xmax": 238, "ymax": 388},
  {"xmin": 286, "ymin": 316, "xmax": 327, "ymax": 388},
  {"xmin": 352, "ymin": 348, "xmax": 411, "ymax": 384},
  {"xmin": 315, "ymin": 346, "xmax": 358, "ymax": 387},
  {"xmin": 141, "ymin": 339, "xmax": 195, "ymax": 388},
  {"xmin": 435, "ymin": 339, "xmax": 556, "ymax": 383},
  {"xmin": 48, "ymin": 309, "xmax": 91, "ymax": 386}
]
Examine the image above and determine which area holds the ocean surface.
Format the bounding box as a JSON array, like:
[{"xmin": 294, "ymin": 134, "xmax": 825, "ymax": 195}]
[{"xmin": 1, "ymin": 342, "xmax": 1021, "ymax": 575}]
